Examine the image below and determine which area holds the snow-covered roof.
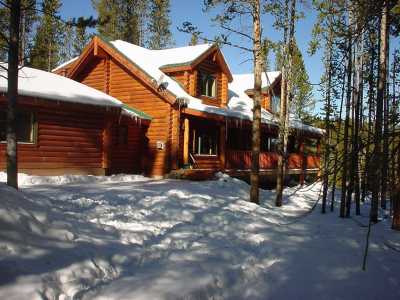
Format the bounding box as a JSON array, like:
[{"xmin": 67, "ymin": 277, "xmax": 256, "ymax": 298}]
[
  {"xmin": 153, "ymin": 44, "xmax": 214, "ymax": 68},
  {"xmin": 108, "ymin": 40, "xmax": 323, "ymax": 135},
  {"xmin": 229, "ymin": 72, "xmax": 324, "ymax": 135},
  {"xmin": 0, "ymin": 64, "xmax": 123, "ymax": 108},
  {"xmin": 51, "ymin": 56, "xmax": 79, "ymax": 72}
]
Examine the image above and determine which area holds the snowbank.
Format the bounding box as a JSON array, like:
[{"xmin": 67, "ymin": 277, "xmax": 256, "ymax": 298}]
[{"xmin": 0, "ymin": 173, "xmax": 398, "ymax": 299}]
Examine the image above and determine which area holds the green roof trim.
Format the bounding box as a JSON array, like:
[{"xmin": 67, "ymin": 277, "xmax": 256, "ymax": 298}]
[
  {"xmin": 122, "ymin": 104, "xmax": 152, "ymax": 120},
  {"xmin": 159, "ymin": 61, "xmax": 193, "ymax": 69}
]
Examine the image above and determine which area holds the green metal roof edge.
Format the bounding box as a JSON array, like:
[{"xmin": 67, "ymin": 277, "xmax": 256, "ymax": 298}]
[
  {"xmin": 122, "ymin": 104, "xmax": 152, "ymax": 120},
  {"xmin": 159, "ymin": 61, "xmax": 193, "ymax": 69}
]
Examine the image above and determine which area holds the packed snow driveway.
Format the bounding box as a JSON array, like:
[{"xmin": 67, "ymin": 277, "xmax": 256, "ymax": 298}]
[{"xmin": 0, "ymin": 173, "xmax": 399, "ymax": 300}]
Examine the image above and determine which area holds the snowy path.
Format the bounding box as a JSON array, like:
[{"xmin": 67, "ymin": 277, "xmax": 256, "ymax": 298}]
[{"xmin": 0, "ymin": 174, "xmax": 399, "ymax": 299}]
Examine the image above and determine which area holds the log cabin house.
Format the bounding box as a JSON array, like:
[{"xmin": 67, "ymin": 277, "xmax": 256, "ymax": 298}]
[
  {"xmin": 0, "ymin": 65, "xmax": 150, "ymax": 176},
  {"xmin": 52, "ymin": 36, "xmax": 324, "ymax": 181}
]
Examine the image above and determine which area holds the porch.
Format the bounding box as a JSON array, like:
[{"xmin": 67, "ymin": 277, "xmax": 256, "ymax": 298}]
[{"xmin": 178, "ymin": 114, "xmax": 321, "ymax": 180}]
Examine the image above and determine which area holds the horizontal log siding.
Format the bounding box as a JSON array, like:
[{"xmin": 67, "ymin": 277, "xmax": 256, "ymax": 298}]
[
  {"xmin": 77, "ymin": 57, "xmax": 106, "ymax": 93},
  {"xmin": 109, "ymin": 58, "xmax": 172, "ymax": 176},
  {"xmin": 168, "ymin": 71, "xmax": 189, "ymax": 92},
  {"xmin": 0, "ymin": 101, "xmax": 106, "ymax": 175},
  {"xmin": 110, "ymin": 121, "xmax": 145, "ymax": 174}
]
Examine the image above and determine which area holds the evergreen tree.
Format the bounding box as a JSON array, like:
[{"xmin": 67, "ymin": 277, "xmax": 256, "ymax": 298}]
[
  {"xmin": 93, "ymin": 0, "xmax": 148, "ymax": 45},
  {"xmin": 30, "ymin": 0, "xmax": 63, "ymax": 71},
  {"xmin": 73, "ymin": 17, "xmax": 92, "ymax": 55},
  {"xmin": 0, "ymin": 6, "xmax": 8, "ymax": 61},
  {"xmin": 189, "ymin": 32, "xmax": 199, "ymax": 46},
  {"xmin": 147, "ymin": 0, "xmax": 173, "ymax": 49},
  {"xmin": 0, "ymin": 0, "xmax": 36, "ymax": 63},
  {"xmin": 275, "ymin": 39, "xmax": 313, "ymax": 120}
]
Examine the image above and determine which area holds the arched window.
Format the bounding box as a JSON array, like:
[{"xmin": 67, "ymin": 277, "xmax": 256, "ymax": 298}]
[{"xmin": 200, "ymin": 73, "xmax": 216, "ymax": 98}]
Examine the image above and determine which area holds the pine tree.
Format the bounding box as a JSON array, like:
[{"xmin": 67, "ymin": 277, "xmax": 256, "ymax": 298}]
[
  {"xmin": 93, "ymin": 0, "xmax": 148, "ymax": 45},
  {"xmin": 73, "ymin": 18, "xmax": 91, "ymax": 55},
  {"xmin": 0, "ymin": 0, "xmax": 36, "ymax": 63},
  {"xmin": 30, "ymin": 0, "xmax": 63, "ymax": 71},
  {"xmin": 0, "ymin": 5, "xmax": 9, "ymax": 61},
  {"xmin": 189, "ymin": 32, "xmax": 199, "ymax": 46},
  {"xmin": 147, "ymin": 0, "xmax": 173, "ymax": 49},
  {"xmin": 275, "ymin": 40, "xmax": 313, "ymax": 121}
]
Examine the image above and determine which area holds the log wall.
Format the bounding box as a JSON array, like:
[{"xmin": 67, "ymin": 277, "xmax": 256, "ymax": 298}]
[
  {"xmin": 108, "ymin": 58, "xmax": 172, "ymax": 176},
  {"xmin": 0, "ymin": 97, "xmax": 146, "ymax": 176}
]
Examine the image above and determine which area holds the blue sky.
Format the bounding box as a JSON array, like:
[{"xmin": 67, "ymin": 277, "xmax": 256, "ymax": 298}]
[{"xmin": 60, "ymin": 0, "xmax": 325, "ymax": 112}]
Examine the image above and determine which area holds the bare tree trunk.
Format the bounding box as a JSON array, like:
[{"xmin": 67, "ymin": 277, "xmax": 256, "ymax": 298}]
[
  {"xmin": 362, "ymin": 33, "xmax": 376, "ymax": 203},
  {"xmin": 322, "ymin": 9, "xmax": 333, "ymax": 213},
  {"xmin": 250, "ymin": 0, "xmax": 262, "ymax": 204},
  {"xmin": 7, "ymin": 0, "xmax": 21, "ymax": 189},
  {"xmin": 341, "ymin": 32, "xmax": 352, "ymax": 218},
  {"xmin": 275, "ymin": 0, "xmax": 289, "ymax": 207},
  {"xmin": 371, "ymin": 2, "xmax": 388, "ymax": 223},
  {"xmin": 346, "ymin": 45, "xmax": 356, "ymax": 218},
  {"xmin": 330, "ymin": 74, "xmax": 346, "ymax": 212},
  {"xmin": 354, "ymin": 49, "xmax": 363, "ymax": 215},
  {"xmin": 381, "ymin": 24, "xmax": 390, "ymax": 210},
  {"xmin": 390, "ymin": 53, "xmax": 398, "ymax": 212},
  {"xmin": 19, "ymin": 5, "xmax": 25, "ymax": 66},
  {"xmin": 276, "ymin": 0, "xmax": 295, "ymax": 207}
]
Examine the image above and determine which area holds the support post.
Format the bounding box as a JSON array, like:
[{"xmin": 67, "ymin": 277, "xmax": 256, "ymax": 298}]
[
  {"xmin": 219, "ymin": 122, "xmax": 226, "ymax": 171},
  {"xmin": 317, "ymin": 139, "xmax": 321, "ymax": 177},
  {"xmin": 183, "ymin": 117, "xmax": 190, "ymax": 166},
  {"xmin": 102, "ymin": 118, "xmax": 112, "ymax": 175},
  {"xmin": 299, "ymin": 139, "xmax": 305, "ymax": 185}
]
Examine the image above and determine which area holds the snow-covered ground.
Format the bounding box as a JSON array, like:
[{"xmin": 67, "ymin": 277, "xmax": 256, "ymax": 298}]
[{"xmin": 0, "ymin": 173, "xmax": 399, "ymax": 300}]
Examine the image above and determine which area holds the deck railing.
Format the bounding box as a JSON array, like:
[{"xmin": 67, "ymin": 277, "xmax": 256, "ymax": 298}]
[{"xmin": 226, "ymin": 150, "xmax": 320, "ymax": 170}]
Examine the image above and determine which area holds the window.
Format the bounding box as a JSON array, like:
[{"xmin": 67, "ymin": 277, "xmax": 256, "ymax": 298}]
[
  {"xmin": 200, "ymin": 73, "xmax": 217, "ymax": 98},
  {"xmin": 271, "ymin": 95, "xmax": 280, "ymax": 114},
  {"xmin": 267, "ymin": 138, "xmax": 279, "ymax": 152},
  {"xmin": 115, "ymin": 125, "xmax": 128, "ymax": 146},
  {"xmin": 0, "ymin": 110, "xmax": 35, "ymax": 143},
  {"xmin": 192, "ymin": 127, "xmax": 218, "ymax": 155}
]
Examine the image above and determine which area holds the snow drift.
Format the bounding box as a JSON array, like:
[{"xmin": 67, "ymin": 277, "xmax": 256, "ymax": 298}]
[{"xmin": 0, "ymin": 173, "xmax": 398, "ymax": 299}]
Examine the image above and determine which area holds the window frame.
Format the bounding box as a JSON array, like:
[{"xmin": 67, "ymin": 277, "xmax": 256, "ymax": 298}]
[
  {"xmin": 200, "ymin": 72, "xmax": 217, "ymax": 98},
  {"xmin": 191, "ymin": 127, "xmax": 218, "ymax": 156},
  {"xmin": 0, "ymin": 110, "xmax": 37, "ymax": 145}
]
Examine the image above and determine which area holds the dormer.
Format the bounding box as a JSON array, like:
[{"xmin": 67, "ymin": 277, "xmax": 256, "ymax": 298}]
[
  {"xmin": 244, "ymin": 73, "xmax": 282, "ymax": 115},
  {"xmin": 160, "ymin": 45, "xmax": 233, "ymax": 108}
]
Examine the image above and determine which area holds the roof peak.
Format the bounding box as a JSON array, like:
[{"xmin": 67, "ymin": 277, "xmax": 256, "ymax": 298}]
[{"xmin": 111, "ymin": 39, "xmax": 213, "ymax": 52}]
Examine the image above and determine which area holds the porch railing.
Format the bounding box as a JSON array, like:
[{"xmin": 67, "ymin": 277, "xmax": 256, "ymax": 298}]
[{"xmin": 226, "ymin": 150, "xmax": 320, "ymax": 170}]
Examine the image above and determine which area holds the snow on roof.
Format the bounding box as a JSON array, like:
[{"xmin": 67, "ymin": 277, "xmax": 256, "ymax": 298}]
[
  {"xmin": 109, "ymin": 41, "xmax": 323, "ymax": 134},
  {"xmin": 51, "ymin": 56, "xmax": 79, "ymax": 72},
  {"xmin": 229, "ymin": 72, "xmax": 324, "ymax": 135},
  {"xmin": 110, "ymin": 40, "xmax": 235, "ymax": 118},
  {"xmin": 230, "ymin": 72, "xmax": 282, "ymax": 92},
  {"xmin": 153, "ymin": 44, "xmax": 214, "ymax": 68},
  {"xmin": 0, "ymin": 64, "xmax": 123, "ymax": 108},
  {"xmin": 228, "ymin": 72, "xmax": 281, "ymax": 125}
]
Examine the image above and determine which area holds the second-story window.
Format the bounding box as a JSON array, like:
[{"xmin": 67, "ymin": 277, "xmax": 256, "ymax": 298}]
[
  {"xmin": 200, "ymin": 73, "xmax": 216, "ymax": 98},
  {"xmin": 271, "ymin": 95, "xmax": 280, "ymax": 114}
]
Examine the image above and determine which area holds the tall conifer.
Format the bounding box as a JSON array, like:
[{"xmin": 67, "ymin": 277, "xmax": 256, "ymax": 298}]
[
  {"xmin": 30, "ymin": 0, "xmax": 63, "ymax": 71},
  {"xmin": 92, "ymin": 0, "xmax": 148, "ymax": 45},
  {"xmin": 147, "ymin": 0, "xmax": 173, "ymax": 49}
]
